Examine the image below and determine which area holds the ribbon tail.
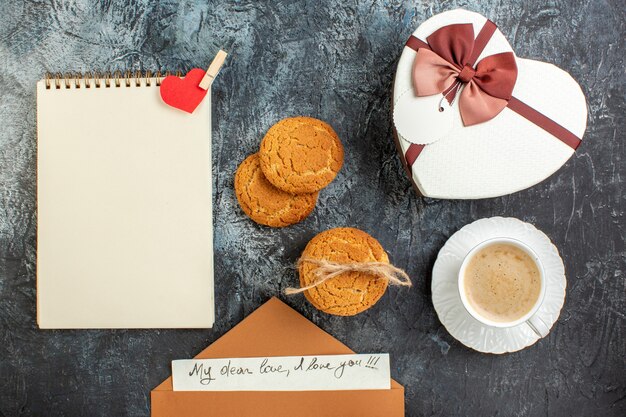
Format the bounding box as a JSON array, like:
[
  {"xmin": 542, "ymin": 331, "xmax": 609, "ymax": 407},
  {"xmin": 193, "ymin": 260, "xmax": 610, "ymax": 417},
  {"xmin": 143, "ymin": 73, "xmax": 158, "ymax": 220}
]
[{"xmin": 459, "ymin": 81, "xmax": 509, "ymax": 126}]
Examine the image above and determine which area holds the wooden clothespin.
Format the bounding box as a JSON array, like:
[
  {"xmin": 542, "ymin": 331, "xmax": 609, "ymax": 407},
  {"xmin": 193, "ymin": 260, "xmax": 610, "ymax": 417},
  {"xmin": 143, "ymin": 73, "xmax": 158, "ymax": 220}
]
[{"xmin": 199, "ymin": 50, "xmax": 228, "ymax": 90}]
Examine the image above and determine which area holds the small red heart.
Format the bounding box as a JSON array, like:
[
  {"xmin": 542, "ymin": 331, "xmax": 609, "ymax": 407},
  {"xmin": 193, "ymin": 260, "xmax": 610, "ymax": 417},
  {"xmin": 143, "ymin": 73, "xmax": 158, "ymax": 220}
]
[{"xmin": 159, "ymin": 68, "xmax": 208, "ymax": 113}]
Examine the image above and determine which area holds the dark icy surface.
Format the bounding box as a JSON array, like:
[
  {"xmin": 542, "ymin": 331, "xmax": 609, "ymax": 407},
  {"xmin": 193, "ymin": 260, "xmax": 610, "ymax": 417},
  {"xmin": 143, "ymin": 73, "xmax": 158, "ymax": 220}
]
[{"xmin": 0, "ymin": 1, "xmax": 624, "ymax": 416}]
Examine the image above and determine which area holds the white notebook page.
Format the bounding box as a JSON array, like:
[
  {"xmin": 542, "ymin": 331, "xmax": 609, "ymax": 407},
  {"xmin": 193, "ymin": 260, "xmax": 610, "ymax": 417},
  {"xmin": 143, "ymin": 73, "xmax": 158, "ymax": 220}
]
[{"xmin": 36, "ymin": 77, "xmax": 214, "ymax": 328}]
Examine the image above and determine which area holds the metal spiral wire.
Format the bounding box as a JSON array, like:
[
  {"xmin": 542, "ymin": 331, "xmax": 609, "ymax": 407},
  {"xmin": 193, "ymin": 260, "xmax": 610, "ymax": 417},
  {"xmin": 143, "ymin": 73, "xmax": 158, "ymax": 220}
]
[{"xmin": 44, "ymin": 70, "xmax": 178, "ymax": 89}]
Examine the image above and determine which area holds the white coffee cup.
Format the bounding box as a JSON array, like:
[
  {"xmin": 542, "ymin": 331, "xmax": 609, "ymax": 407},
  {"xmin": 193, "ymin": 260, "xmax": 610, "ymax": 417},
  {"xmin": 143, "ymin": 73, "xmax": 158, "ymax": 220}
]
[{"xmin": 457, "ymin": 237, "xmax": 550, "ymax": 338}]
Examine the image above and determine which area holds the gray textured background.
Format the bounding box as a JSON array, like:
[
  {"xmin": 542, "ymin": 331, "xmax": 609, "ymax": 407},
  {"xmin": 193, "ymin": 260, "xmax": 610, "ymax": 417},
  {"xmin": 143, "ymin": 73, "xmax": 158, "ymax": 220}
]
[{"xmin": 0, "ymin": 0, "xmax": 624, "ymax": 416}]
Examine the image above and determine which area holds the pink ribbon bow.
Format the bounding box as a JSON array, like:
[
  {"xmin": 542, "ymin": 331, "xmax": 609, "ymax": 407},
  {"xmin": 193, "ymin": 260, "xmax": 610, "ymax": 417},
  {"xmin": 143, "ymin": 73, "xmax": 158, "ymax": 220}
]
[{"xmin": 412, "ymin": 23, "xmax": 518, "ymax": 126}]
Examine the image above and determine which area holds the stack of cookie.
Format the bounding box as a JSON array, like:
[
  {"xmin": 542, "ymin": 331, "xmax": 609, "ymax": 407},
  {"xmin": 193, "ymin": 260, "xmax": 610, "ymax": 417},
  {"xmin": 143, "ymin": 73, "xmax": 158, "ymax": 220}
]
[{"xmin": 235, "ymin": 116, "xmax": 344, "ymax": 227}]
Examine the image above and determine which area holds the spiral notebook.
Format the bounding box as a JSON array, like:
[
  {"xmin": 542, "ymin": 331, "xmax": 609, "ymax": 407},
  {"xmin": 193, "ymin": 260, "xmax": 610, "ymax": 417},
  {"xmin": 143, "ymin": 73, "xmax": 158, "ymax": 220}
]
[{"xmin": 36, "ymin": 72, "xmax": 214, "ymax": 329}]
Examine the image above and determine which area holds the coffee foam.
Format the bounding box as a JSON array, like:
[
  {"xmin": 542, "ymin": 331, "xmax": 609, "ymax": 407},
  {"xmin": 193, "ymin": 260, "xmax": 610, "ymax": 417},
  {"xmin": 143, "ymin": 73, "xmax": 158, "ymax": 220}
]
[{"xmin": 464, "ymin": 243, "xmax": 541, "ymax": 323}]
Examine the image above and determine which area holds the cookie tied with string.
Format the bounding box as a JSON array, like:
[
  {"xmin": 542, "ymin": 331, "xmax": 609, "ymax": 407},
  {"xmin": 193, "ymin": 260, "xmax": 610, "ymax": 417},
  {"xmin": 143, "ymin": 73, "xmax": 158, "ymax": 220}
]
[{"xmin": 287, "ymin": 227, "xmax": 412, "ymax": 316}]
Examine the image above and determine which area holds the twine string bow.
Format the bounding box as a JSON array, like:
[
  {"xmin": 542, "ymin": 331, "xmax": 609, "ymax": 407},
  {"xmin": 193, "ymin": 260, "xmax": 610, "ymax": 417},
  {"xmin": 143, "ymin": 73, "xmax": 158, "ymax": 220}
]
[{"xmin": 284, "ymin": 257, "xmax": 413, "ymax": 295}]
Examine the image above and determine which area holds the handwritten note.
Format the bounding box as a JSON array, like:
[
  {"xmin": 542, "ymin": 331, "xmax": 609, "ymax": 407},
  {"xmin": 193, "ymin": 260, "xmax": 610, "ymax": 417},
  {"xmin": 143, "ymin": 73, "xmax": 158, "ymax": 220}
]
[{"xmin": 172, "ymin": 354, "xmax": 391, "ymax": 391}]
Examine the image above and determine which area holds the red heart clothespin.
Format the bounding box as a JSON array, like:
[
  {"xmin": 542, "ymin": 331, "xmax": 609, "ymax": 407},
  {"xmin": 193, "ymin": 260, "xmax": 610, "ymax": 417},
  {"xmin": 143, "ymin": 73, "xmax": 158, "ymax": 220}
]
[{"xmin": 160, "ymin": 50, "xmax": 228, "ymax": 113}]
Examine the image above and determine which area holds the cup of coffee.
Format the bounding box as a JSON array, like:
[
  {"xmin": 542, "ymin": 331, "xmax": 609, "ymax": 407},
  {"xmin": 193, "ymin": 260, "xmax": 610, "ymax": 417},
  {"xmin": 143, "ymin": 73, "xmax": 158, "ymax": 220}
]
[{"xmin": 458, "ymin": 237, "xmax": 550, "ymax": 337}]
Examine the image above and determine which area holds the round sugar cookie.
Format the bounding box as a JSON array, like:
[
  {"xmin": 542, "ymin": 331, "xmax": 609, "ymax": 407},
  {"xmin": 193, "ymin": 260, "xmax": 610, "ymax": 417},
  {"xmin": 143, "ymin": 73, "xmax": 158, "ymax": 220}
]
[
  {"xmin": 299, "ymin": 227, "xmax": 389, "ymax": 316},
  {"xmin": 235, "ymin": 153, "xmax": 318, "ymax": 227},
  {"xmin": 259, "ymin": 117, "xmax": 344, "ymax": 194}
]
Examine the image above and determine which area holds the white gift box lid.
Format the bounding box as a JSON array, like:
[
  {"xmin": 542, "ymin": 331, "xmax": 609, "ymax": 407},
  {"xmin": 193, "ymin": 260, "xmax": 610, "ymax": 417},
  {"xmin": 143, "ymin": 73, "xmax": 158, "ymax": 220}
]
[{"xmin": 392, "ymin": 9, "xmax": 587, "ymax": 199}]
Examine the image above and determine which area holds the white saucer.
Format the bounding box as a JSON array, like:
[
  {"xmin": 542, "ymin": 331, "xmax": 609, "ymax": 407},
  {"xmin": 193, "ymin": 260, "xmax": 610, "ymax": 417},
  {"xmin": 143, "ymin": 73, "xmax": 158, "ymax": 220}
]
[{"xmin": 431, "ymin": 217, "xmax": 566, "ymax": 354}]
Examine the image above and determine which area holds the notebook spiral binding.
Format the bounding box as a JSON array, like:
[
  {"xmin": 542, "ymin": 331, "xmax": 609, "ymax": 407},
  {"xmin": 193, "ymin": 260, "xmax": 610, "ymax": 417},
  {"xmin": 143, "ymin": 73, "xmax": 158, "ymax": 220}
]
[{"xmin": 44, "ymin": 70, "xmax": 183, "ymax": 89}]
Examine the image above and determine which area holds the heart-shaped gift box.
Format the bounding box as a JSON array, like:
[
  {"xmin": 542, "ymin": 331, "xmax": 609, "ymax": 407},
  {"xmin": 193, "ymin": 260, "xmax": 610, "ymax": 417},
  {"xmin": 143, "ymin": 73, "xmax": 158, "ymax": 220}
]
[{"xmin": 392, "ymin": 9, "xmax": 587, "ymax": 199}]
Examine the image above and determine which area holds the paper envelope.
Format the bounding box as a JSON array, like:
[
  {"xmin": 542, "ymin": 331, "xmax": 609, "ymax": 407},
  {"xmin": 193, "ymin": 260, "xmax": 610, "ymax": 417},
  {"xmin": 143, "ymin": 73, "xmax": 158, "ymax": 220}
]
[{"xmin": 151, "ymin": 297, "xmax": 404, "ymax": 416}]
